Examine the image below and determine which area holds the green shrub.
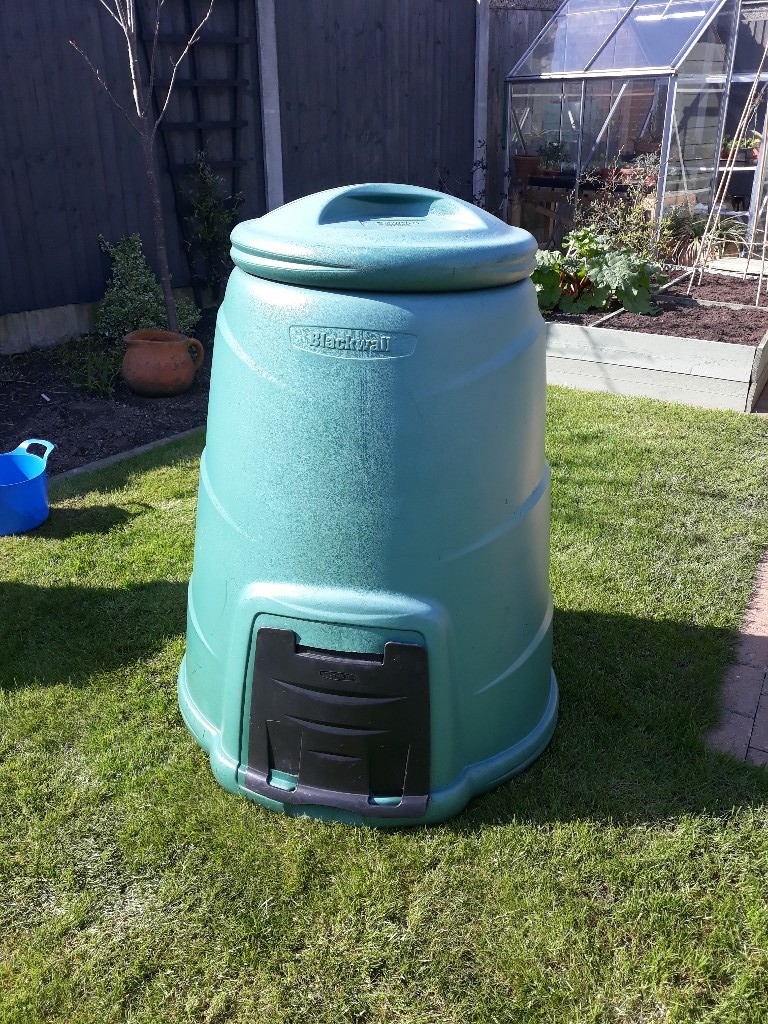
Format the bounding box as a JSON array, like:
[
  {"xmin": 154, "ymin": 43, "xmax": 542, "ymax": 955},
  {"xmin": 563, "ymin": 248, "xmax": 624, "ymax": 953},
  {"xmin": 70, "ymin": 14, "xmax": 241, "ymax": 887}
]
[
  {"xmin": 63, "ymin": 234, "xmax": 201, "ymax": 398},
  {"xmin": 532, "ymin": 227, "xmax": 665, "ymax": 315},
  {"xmin": 96, "ymin": 234, "xmax": 200, "ymax": 344},
  {"xmin": 574, "ymin": 162, "xmax": 670, "ymax": 267},
  {"xmin": 185, "ymin": 151, "xmax": 242, "ymax": 300}
]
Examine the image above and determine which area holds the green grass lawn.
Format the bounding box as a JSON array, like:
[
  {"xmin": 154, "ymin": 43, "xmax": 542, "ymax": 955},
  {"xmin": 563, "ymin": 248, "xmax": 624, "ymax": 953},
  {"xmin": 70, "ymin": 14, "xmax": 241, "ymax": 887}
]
[{"xmin": 4, "ymin": 388, "xmax": 768, "ymax": 1023}]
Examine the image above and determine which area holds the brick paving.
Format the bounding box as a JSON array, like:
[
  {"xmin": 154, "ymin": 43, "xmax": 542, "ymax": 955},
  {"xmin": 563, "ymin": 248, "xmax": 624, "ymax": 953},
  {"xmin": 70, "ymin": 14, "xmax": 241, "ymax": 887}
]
[{"xmin": 707, "ymin": 557, "xmax": 768, "ymax": 766}]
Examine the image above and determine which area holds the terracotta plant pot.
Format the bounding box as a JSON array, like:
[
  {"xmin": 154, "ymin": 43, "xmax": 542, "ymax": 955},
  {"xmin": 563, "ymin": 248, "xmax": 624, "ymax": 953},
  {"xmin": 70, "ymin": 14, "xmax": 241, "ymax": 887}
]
[
  {"xmin": 633, "ymin": 138, "xmax": 660, "ymax": 155},
  {"xmin": 512, "ymin": 154, "xmax": 540, "ymax": 187},
  {"xmin": 122, "ymin": 329, "xmax": 205, "ymax": 397},
  {"xmin": 597, "ymin": 167, "xmax": 618, "ymax": 185}
]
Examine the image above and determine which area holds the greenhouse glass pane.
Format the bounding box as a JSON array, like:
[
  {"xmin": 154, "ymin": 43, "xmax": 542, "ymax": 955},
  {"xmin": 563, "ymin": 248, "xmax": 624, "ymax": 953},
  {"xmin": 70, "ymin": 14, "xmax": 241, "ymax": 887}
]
[
  {"xmin": 581, "ymin": 78, "xmax": 666, "ymax": 170},
  {"xmin": 508, "ymin": 82, "xmax": 582, "ymax": 168},
  {"xmin": 716, "ymin": 81, "xmax": 765, "ymax": 216},
  {"xmin": 509, "ymin": 83, "xmax": 566, "ymax": 155},
  {"xmin": 588, "ymin": 0, "xmax": 726, "ymax": 73},
  {"xmin": 515, "ymin": 1, "xmax": 635, "ymax": 76},
  {"xmin": 732, "ymin": 7, "xmax": 768, "ymax": 76},
  {"xmin": 676, "ymin": 0, "xmax": 735, "ymax": 79},
  {"xmin": 664, "ymin": 79, "xmax": 726, "ymax": 207}
]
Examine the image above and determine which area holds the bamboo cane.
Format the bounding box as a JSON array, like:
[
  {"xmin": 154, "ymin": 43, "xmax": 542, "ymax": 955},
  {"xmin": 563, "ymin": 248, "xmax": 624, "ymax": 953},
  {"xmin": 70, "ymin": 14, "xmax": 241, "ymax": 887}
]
[{"xmin": 688, "ymin": 46, "xmax": 768, "ymax": 292}]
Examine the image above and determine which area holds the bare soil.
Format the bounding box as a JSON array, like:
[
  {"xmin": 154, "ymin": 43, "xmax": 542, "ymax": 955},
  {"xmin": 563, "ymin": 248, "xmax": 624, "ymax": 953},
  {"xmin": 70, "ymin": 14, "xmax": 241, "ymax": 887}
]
[
  {"xmin": 0, "ymin": 314, "xmax": 214, "ymax": 475},
  {"xmin": 609, "ymin": 300, "xmax": 768, "ymax": 346},
  {"xmin": 544, "ymin": 284, "xmax": 768, "ymax": 345},
  {"xmin": 664, "ymin": 271, "xmax": 768, "ymax": 307},
  {"xmin": 543, "ymin": 310, "xmax": 606, "ymax": 327}
]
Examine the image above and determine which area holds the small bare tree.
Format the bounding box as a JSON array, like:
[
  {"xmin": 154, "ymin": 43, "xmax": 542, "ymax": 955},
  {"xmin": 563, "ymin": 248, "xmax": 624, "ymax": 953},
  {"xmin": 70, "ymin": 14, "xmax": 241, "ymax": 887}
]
[{"xmin": 71, "ymin": 1, "xmax": 215, "ymax": 332}]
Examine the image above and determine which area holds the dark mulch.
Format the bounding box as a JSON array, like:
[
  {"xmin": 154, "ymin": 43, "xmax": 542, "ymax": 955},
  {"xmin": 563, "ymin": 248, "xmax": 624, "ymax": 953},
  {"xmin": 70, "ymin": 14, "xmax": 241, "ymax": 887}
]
[
  {"xmin": 663, "ymin": 271, "xmax": 768, "ymax": 307},
  {"xmin": 609, "ymin": 299, "xmax": 768, "ymax": 346},
  {"xmin": 0, "ymin": 313, "xmax": 215, "ymax": 475}
]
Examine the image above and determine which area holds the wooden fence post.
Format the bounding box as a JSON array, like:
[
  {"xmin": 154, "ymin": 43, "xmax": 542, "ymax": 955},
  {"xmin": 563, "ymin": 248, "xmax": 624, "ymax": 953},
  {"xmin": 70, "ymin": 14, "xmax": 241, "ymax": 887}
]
[
  {"xmin": 473, "ymin": 0, "xmax": 491, "ymax": 206},
  {"xmin": 256, "ymin": 0, "xmax": 284, "ymax": 210}
]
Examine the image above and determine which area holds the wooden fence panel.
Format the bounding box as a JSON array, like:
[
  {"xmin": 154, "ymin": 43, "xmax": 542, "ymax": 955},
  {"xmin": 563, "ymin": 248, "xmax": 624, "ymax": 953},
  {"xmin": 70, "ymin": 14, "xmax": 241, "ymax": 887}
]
[
  {"xmin": 274, "ymin": 0, "xmax": 477, "ymax": 204},
  {"xmin": 0, "ymin": 0, "xmax": 547, "ymax": 321},
  {"xmin": 0, "ymin": 0, "xmax": 264, "ymax": 318},
  {"xmin": 0, "ymin": 3, "xmax": 185, "ymax": 315}
]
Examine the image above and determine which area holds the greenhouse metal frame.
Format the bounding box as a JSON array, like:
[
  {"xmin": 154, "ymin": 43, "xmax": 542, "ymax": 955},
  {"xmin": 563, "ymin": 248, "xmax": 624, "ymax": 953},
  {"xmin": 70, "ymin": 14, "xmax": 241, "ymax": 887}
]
[{"xmin": 504, "ymin": 0, "xmax": 762, "ymax": 230}]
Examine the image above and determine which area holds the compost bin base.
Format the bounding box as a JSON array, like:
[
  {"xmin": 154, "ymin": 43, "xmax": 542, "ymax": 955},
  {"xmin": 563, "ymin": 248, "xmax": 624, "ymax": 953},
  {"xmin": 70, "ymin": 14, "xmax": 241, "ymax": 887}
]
[{"xmin": 1, "ymin": 318, "xmax": 213, "ymax": 475}]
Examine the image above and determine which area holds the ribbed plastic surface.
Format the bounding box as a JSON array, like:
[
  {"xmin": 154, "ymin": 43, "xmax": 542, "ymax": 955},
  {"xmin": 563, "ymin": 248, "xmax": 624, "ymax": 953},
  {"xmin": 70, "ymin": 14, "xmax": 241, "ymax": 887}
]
[{"xmin": 180, "ymin": 185, "xmax": 556, "ymax": 826}]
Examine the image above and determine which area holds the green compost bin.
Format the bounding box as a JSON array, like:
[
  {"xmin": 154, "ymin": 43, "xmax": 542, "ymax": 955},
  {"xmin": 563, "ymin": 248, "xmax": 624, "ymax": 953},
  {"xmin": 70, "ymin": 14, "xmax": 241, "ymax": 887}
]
[{"xmin": 179, "ymin": 183, "xmax": 557, "ymax": 826}]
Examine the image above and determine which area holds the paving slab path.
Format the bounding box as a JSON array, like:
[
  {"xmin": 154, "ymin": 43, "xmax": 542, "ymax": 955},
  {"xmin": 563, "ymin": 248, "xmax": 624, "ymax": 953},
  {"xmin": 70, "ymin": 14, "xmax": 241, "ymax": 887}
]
[{"xmin": 707, "ymin": 556, "xmax": 768, "ymax": 765}]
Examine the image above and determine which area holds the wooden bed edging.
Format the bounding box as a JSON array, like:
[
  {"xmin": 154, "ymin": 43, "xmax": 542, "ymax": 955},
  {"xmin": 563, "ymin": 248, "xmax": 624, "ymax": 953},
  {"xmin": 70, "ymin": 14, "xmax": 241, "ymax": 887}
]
[{"xmin": 546, "ymin": 320, "xmax": 768, "ymax": 413}]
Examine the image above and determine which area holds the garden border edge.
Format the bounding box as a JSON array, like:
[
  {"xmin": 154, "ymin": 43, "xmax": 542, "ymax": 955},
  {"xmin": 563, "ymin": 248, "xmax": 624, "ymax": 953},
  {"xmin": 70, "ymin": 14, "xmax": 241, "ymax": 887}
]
[{"xmin": 546, "ymin": 321, "xmax": 768, "ymax": 412}]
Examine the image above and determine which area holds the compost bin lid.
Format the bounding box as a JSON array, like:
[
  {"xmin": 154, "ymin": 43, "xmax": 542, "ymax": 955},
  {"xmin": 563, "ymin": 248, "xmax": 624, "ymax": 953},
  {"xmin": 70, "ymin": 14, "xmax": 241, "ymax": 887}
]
[{"xmin": 230, "ymin": 183, "xmax": 537, "ymax": 292}]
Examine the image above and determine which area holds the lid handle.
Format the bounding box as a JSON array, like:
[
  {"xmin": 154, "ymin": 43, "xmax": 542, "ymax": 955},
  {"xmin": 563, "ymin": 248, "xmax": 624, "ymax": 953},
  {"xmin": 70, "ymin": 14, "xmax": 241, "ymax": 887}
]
[{"xmin": 317, "ymin": 184, "xmax": 483, "ymax": 228}]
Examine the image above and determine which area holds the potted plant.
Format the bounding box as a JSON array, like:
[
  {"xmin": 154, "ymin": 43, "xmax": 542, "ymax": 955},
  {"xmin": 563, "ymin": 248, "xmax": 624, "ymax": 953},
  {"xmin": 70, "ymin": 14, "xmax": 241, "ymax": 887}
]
[
  {"xmin": 97, "ymin": 235, "xmax": 204, "ymax": 397},
  {"xmin": 724, "ymin": 133, "xmax": 761, "ymax": 164},
  {"xmin": 666, "ymin": 208, "xmax": 746, "ymax": 266},
  {"xmin": 594, "ymin": 160, "xmax": 620, "ymax": 186},
  {"xmin": 537, "ymin": 141, "xmax": 566, "ymax": 178},
  {"xmin": 71, "ymin": 0, "xmax": 215, "ymax": 395}
]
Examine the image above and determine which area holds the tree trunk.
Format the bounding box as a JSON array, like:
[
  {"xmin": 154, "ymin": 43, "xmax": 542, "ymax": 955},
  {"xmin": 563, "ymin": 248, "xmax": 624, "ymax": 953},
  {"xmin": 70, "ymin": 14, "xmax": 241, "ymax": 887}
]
[{"xmin": 142, "ymin": 125, "xmax": 178, "ymax": 333}]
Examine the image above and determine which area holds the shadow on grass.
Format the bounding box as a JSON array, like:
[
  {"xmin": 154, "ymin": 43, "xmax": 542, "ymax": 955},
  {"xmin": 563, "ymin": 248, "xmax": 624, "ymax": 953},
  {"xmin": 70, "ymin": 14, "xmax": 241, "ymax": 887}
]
[
  {"xmin": 456, "ymin": 606, "xmax": 768, "ymax": 826},
  {"xmin": 3, "ymin": 582, "xmax": 767, "ymax": 823},
  {"xmin": 0, "ymin": 581, "xmax": 188, "ymax": 691},
  {"xmin": 31, "ymin": 502, "xmax": 153, "ymax": 539}
]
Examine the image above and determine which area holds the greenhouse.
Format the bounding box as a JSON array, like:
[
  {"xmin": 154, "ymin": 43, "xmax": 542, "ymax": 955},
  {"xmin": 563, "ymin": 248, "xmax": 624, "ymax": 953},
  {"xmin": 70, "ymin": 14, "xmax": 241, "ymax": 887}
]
[{"xmin": 505, "ymin": 0, "xmax": 768, "ymax": 244}]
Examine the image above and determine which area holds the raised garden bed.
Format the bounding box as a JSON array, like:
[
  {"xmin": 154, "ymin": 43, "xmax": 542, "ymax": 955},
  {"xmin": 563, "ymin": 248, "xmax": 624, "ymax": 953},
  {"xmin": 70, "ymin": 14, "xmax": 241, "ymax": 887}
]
[
  {"xmin": 0, "ymin": 314, "xmax": 214, "ymax": 474},
  {"xmin": 545, "ymin": 274, "xmax": 768, "ymax": 411}
]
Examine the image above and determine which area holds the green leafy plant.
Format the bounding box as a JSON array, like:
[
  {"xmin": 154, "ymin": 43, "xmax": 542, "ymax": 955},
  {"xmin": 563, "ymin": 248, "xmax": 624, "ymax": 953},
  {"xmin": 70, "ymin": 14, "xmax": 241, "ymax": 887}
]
[
  {"xmin": 574, "ymin": 161, "xmax": 668, "ymax": 267},
  {"xmin": 56, "ymin": 334, "xmax": 124, "ymax": 398},
  {"xmin": 185, "ymin": 151, "xmax": 243, "ymax": 301},
  {"xmin": 589, "ymin": 249, "xmax": 662, "ymax": 313},
  {"xmin": 533, "ymin": 227, "xmax": 664, "ymax": 316},
  {"xmin": 666, "ymin": 208, "xmax": 746, "ymax": 266},
  {"xmin": 531, "ymin": 249, "xmax": 571, "ymax": 312},
  {"xmin": 96, "ymin": 234, "xmax": 200, "ymax": 345},
  {"xmin": 722, "ymin": 133, "xmax": 760, "ymax": 155},
  {"xmin": 537, "ymin": 140, "xmax": 565, "ymax": 171}
]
